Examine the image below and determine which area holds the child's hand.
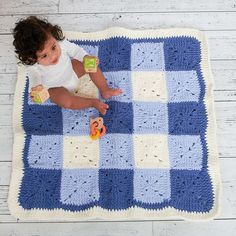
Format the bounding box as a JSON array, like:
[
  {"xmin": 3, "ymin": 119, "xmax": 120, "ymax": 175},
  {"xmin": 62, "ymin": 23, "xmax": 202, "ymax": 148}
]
[
  {"xmin": 95, "ymin": 57, "xmax": 99, "ymax": 66},
  {"xmin": 92, "ymin": 99, "xmax": 109, "ymax": 115}
]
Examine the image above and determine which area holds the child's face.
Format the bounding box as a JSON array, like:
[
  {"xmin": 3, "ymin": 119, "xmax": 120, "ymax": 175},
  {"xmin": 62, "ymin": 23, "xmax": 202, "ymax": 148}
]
[{"xmin": 36, "ymin": 35, "xmax": 61, "ymax": 66}]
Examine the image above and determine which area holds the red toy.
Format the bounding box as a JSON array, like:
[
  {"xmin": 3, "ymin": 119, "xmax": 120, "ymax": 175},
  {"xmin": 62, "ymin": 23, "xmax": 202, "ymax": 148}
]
[{"xmin": 90, "ymin": 117, "xmax": 106, "ymax": 140}]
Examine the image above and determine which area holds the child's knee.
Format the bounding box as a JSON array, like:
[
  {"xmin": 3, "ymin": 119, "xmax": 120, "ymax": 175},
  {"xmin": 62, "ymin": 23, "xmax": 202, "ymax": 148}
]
[{"xmin": 48, "ymin": 87, "xmax": 73, "ymax": 109}]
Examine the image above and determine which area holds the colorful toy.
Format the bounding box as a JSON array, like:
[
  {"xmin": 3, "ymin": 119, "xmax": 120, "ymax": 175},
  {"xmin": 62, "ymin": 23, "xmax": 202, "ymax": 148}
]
[
  {"xmin": 83, "ymin": 57, "xmax": 97, "ymax": 73},
  {"xmin": 90, "ymin": 117, "xmax": 106, "ymax": 140},
  {"xmin": 31, "ymin": 85, "xmax": 50, "ymax": 104}
]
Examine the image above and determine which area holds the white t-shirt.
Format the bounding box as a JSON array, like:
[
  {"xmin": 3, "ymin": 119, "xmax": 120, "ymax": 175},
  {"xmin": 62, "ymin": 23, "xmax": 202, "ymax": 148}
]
[{"xmin": 26, "ymin": 39, "xmax": 88, "ymax": 92}]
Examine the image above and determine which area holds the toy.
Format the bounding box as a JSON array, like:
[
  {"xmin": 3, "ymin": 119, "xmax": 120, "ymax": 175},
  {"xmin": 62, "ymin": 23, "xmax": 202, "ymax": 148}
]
[
  {"xmin": 31, "ymin": 85, "xmax": 50, "ymax": 104},
  {"xmin": 90, "ymin": 117, "xmax": 106, "ymax": 140},
  {"xmin": 83, "ymin": 57, "xmax": 97, "ymax": 73}
]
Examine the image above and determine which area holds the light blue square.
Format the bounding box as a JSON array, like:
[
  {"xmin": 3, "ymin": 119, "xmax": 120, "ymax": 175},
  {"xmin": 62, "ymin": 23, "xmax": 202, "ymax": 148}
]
[
  {"xmin": 99, "ymin": 134, "xmax": 134, "ymax": 169},
  {"xmin": 103, "ymin": 71, "xmax": 132, "ymax": 102},
  {"xmin": 62, "ymin": 107, "xmax": 98, "ymax": 135},
  {"xmin": 60, "ymin": 169, "xmax": 99, "ymax": 206},
  {"xmin": 131, "ymin": 42, "xmax": 165, "ymax": 71},
  {"xmin": 80, "ymin": 45, "xmax": 99, "ymax": 57},
  {"xmin": 166, "ymin": 71, "xmax": 200, "ymax": 102},
  {"xmin": 133, "ymin": 101, "xmax": 168, "ymax": 134},
  {"xmin": 134, "ymin": 169, "xmax": 171, "ymax": 204},
  {"xmin": 168, "ymin": 135, "xmax": 203, "ymax": 170},
  {"xmin": 28, "ymin": 135, "xmax": 63, "ymax": 169}
]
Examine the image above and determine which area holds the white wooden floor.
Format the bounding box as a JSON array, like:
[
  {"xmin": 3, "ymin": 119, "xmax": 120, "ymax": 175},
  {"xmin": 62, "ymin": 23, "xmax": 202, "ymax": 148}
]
[{"xmin": 0, "ymin": 0, "xmax": 236, "ymax": 235}]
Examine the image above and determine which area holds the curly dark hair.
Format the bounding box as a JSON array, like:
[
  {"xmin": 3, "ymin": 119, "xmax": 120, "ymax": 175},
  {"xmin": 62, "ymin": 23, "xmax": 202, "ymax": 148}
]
[{"xmin": 13, "ymin": 16, "xmax": 65, "ymax": 65}]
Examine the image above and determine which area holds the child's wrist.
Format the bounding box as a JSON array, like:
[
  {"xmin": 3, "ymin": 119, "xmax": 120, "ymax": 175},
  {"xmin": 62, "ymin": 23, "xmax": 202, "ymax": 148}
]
[{"xmin": 91, "ymin": 98, "xmax": 98, "ymax": 108}]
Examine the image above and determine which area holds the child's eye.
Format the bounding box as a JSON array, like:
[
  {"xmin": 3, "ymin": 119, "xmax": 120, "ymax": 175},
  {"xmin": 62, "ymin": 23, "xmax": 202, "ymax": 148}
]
[
  {"xmin": 52, "ymin": 45, "xmax": 56, "ymax": 50},
  {"xmin": 42, "ymin": 54, "xmax": 47, "ymax": 59}
]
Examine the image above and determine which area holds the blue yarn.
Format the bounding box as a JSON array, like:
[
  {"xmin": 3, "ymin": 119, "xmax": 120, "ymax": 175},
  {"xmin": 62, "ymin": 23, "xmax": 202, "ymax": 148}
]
[{"xmin": 19, "ymin": 35, "xmax": 215, "ymax": 215}]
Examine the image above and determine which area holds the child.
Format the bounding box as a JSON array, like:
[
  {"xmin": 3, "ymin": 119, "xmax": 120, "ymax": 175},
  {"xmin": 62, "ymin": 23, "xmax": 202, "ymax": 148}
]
[{"xmin": 13, "ymin": 16, "xmax": 122, "ymax": 115}]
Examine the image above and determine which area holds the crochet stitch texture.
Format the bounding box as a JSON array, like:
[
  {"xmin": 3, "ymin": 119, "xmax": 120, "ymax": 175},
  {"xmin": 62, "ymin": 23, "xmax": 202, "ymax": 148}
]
[{"xmin": 8, "ymin": 28, "xmax": 220, "ymax": 220}]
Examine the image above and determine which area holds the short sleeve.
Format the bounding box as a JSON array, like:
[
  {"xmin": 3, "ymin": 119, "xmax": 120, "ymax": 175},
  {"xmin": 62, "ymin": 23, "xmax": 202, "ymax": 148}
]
[
  {"xmin": 61, "ymin": 39, "xmax": 88, "ymax": 62},
  {"xmin": 26, "ymin": 66, "xmax": 42, "ymax": 92}
]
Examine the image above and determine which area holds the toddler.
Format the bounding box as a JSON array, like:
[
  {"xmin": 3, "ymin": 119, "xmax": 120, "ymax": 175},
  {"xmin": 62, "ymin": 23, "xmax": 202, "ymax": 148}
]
[{"xmin": 13, "ymin": 16, "xmax": 122, "ymax": 115}]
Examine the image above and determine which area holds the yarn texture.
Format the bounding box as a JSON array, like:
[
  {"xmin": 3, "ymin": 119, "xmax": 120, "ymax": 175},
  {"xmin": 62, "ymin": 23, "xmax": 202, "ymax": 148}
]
[{"xmin": 8, "ymin": 28, "xmax": 220, "ymax": 221}]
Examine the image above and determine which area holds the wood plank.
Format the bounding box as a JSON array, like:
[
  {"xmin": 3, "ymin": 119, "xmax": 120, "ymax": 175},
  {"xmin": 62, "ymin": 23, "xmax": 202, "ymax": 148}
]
[
  {"xmin": 0, "ymin": 221, "xmax": 152, "ymax": 235},
  {"xmin": 0, "ymin": 0, "xmax": 59, "ymax": 15},
  {"xmin": 0, "ymin": 126, "xmax": 13, "ymax": 162},
  {"xmin": 153, "ymin": 220, "xmax": 236, "ymax": 236},
  {"xmin": 59, "ymin": 0, "xmax": 236, "ymax": 13},
  {"xmin": 1, "ymin": 158, "xmax": 235, "ymax": 220},
  {"xmin": 0, "ymin": 186, "xmax": 8, "ymax": 215},
  {"xmin": 1, "ymin": 12, "xmax": 236, "ymax": 34},
  {"xmin": 0, "ymin": 74, "xmax": 16, "ymax": 93}
]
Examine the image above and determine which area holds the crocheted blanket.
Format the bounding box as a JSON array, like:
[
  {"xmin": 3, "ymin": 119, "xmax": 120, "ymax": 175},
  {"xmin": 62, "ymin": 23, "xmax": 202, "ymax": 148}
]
[{"xmin": 9, "ymin": 28, "xmax": 220, "ymax": 220}]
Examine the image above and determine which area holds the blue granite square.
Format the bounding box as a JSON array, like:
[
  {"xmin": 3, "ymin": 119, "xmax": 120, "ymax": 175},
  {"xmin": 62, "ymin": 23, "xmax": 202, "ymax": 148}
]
[
  {"xmin": 99, "ymin": 169, "xmax": 133, "ymax": 209},
  {"xmin": 131, "ymin": 42, "xmax": 165, "ymax": 71},
  {"xmin": 168, "ymin": 102, "xmax": 207, "ymax": 135},
  {"xmin": 28, "ymin": 135, "xmax": 63, "ymax": 169},
  {"xmin": 103, "ymin": 71, "xmax": 132, "ymax": 102},
  {"xmin": 98, "ymin": 37, "xmax": 131, "ymax": 72},
  {"xmin": 168, "ymin": 135, "xmax": 203, "ymax": 170},
  {"xmin": 60, "ymin": 169, "xmax": 99, "ymax": 206},
  {"xmin": 23, "ymin": 104, "xmax": 63, "ymax": 135},
  {"xmin": 164, "ymin": 37, "xmax": 201, "ymax": 71},
  {"xmin": 170, "ymin": 169, "xmax": 213, "ymax": 212},
  {"xmin": 133, "ymin": 101, "xmax": 168, "ymax": 134},
  {"xmin": 166, "ymin": 71, "xmax": 200, "ymax": 102},
  {"xmin": 134, "ymin": 169, "xmax": 171, "ymax": 204},
  {"xmin": 99, "ymin": 134, "xmax": 134, "ymax": 169},
  {"xmin": 79, "ymin": 45, "xmax": 99, "ymax": 57},
  {"xmin": 103, "ymin": 101, "xmax": 133, "ymax": 134},
  {"xmin": 19, "ymin": 168, "xmax": 61, "ymax": 209},
  {"xmin": 62, "ymin": 107, "xmax": 98, "ymax": 135}
]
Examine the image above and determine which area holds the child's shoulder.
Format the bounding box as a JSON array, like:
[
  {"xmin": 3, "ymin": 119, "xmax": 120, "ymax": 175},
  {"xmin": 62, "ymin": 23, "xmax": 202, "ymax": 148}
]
[{"xmin": 25, "ymin": 63, "xmax": 39, "ymax": 71}]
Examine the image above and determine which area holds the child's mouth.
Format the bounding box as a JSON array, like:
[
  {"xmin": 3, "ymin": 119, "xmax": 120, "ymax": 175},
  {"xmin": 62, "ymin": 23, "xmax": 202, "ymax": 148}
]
[{"xmin": 51, "ymin": 58, "xmax": 58, "ymax": 64}]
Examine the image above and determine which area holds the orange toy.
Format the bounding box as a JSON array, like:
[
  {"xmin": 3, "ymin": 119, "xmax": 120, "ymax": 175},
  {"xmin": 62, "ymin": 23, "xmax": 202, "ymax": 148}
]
[{"xmin": 90, "ymin": 117, "xmax": 106, "ymax": 140}]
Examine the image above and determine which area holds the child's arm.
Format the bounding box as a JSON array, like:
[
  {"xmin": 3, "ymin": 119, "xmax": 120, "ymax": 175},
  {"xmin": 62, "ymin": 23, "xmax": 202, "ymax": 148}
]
[
  {"xmin": 26, "ymin": 66, "xmax": 42, "ymax": 92},
  {"xmin": 26, "ymin": 66, "xmax": 47, "ymax": 102}
]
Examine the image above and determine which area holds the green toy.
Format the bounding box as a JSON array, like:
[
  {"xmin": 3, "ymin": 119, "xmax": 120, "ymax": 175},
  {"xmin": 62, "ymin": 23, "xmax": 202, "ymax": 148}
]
[
  {"xmin": 83, "ymin": 57, "xmax": 97, "ymax": 73},
  {"xmin": 31, "ymin": 86, "xmax": 50, "ymax": 104},
  {"xmin": 33, "ymin": 93, "xmax": 42, "ymax": 104}
]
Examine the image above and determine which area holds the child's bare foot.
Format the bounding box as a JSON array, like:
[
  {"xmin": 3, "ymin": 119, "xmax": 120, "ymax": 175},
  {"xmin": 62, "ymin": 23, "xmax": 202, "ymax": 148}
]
[
  {"xmin": 101, "ymin": 87, "xmax": 123, "ymax": 99},
  {"xmin": 92, "ymin": 99, "xmax": 109, "ymax": 115}
]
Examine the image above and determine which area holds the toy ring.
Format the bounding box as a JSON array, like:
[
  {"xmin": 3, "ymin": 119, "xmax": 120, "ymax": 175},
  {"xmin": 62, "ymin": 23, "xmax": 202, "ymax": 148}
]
[
  {"xmin": 99, "ymin": 125, "xmax": 106, "ymax": 138},
  {"xmin": 90, "ymin": 122, "xmax": 99, "ymax": 135},
  {"xmin": 90, "ymin": 129, "xmax": 100, "ymax": 140}
]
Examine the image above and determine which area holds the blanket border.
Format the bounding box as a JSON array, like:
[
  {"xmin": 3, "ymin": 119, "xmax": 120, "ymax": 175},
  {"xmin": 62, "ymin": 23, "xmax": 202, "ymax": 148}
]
[{"xmin": 8, "ymin": 27, "xmax": 221, "ymax": 221}]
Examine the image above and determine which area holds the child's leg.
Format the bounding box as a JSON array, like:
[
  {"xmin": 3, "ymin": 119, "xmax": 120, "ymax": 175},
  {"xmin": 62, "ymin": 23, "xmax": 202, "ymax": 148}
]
[
  {"xmin": 71, "ymin": 59, "xmax": 122, "ymax": 99},
  {"xmin": 48, "ymin": 87, "xmax": 109, "ymax": 115}
]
